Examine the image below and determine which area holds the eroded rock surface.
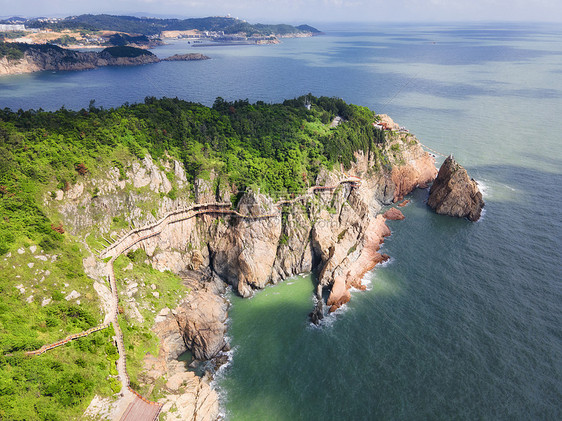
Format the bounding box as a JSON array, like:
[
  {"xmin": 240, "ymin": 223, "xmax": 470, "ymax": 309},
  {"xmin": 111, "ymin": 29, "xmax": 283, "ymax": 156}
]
[
  {"xmin": 383, "ymin": 207, "xmax": 405, "ymax": 220},
  {"xmin": 427, "ymin": 156, "xmax": 484, "ymax": 221},
  {"xmin": 66, "ymin": 120, "xmax": 438, "ymax": 419},
  {"xmin": 174, "ymin": 274, "xmax": 229, "ymax": 361}
]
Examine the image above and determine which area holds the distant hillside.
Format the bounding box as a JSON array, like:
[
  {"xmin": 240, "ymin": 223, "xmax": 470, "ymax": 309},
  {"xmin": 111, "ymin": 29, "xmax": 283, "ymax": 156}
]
[
  {"xmin": 26, "ymin": 14, "xmax": 321, "ymax": 37},
  {"xmin": 296, "ymin": 24, "xmax": 323, "ymax": 34},
  {"xmin": 0, "ymin": 42, "xmax": 210, "ymax": 76},
  {"xmin": 0, "ymin": 42, "xmax": 160, "ymax": 75}
]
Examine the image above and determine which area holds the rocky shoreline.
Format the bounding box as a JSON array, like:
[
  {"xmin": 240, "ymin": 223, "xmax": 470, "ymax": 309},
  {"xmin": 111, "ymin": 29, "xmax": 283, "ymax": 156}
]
[
  {"xmin": 0, "ymin": 44, "xmax": 209, "ymax": 76},
  {"xmin": 53, "ymin": 116, "xmax": 440, "ymax": 420}
]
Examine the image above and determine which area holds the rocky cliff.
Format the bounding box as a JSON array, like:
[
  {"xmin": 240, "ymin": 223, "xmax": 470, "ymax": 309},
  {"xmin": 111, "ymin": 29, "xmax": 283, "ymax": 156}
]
[
  {"xmin": 46, "ymin": 118, "xmax": 437, "ymax": 420},
  {"xmin": 427, "ymin": 155, "xmax": 484, "ymax": 221},
  {"xmin": 0, "ymin": 44, "xmax": 207, "ymax": 75}
]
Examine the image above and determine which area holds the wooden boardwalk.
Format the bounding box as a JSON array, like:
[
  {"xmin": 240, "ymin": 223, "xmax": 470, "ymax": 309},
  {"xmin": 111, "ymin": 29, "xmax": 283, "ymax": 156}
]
[
  {"xmin": 18, "ymin": 177, "xmax": 362, "ymax": 420},
  {"xmin": 24, "ymin": 323, "xmax": 111, "ymax": 356},
  {"xmin": 100, "ymin": 178, "xmax": 361, "ymax": 260},
  {"xmin": 120, "ymin": 389, "xmax": 162, "ymax": 421}
]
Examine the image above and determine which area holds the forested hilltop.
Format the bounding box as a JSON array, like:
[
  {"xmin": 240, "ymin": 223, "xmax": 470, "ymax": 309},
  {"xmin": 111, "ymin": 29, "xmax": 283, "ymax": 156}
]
[
  {"xmin": 25, "ymin": 14, "xmax": 321, "ymax": 37},
  {"xmin": 0, "ymin": 96, "xmax": 390, "ymax": 420},
  {"xmin": 0, "ymin": 95, "xmax": 386, "ymax": 254}
]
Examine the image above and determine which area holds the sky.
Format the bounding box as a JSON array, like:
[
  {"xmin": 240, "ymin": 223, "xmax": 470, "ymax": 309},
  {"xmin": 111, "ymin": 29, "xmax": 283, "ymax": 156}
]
[{"xmin": 0, "ymin": 0, "xmax": 561, "ymax": 23}]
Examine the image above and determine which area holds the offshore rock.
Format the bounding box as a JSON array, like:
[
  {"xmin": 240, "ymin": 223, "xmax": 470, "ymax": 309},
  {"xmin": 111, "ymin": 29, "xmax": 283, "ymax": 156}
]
[
  {"xmin": 309, "ymin": 298, "xmax": 324, "ymax": 325},
  {"xmin": 163, "ymin": 53, "xmax": 210, "ymax": 61},
  {"xmin": 383, "ymin": 207, "xmax": 405, "ymax": 220},
  {"xmin": 398, "ymin": 199, "xmax": 410, "ymax": 207},
  {"xmin": 427, "ymin": 155, "xmax": 484, "ymax": 221}
]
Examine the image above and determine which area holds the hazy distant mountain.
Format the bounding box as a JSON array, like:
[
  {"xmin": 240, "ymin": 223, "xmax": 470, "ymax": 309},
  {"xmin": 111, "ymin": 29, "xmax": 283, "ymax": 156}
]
[{"xmin": 25, "ymin": 14, "xmax": 320, "ymax": 37}]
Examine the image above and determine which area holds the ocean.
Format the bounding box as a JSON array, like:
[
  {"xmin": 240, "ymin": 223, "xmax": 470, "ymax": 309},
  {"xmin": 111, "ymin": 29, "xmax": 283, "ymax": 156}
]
[{"xmin": 1, "ymin": 22, "xmax": 561, "ymax": 420}]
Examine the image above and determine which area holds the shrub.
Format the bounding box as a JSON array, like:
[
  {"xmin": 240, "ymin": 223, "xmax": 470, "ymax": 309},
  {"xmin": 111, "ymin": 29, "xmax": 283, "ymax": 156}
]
[{"xmin": 75, "ymin": 163, "xmax": 88, "ymax": 175}]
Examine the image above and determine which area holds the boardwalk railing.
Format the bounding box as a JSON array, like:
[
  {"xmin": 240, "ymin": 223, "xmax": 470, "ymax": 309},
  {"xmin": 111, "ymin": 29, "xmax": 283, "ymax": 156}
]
[
  {"xmin": 24, "ymin": 323, "xmax": 111, "ymax": 356},
  {"xmin": 17, "ymin": 177, "xmax": 363, "ymax": 417},
  {"xmin": 418, "ymin": 142, "xmax": 447, "ymax": 158},
  {"xmin": 100, "ymin": 178, "xmax": 362, "ymax": 260}
]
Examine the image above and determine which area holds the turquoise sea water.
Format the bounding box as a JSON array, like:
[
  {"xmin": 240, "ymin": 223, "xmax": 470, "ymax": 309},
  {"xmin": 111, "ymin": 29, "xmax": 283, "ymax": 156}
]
[{"xmin": 1, "ymin": 22, "xmax": 561, "ymax": 420}]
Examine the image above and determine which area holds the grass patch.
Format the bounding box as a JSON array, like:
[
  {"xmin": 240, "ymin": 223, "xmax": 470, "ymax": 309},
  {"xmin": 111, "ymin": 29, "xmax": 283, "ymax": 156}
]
[{"xmin": 113, "ymin": 251, "xmax": 187, "ymax": 388}]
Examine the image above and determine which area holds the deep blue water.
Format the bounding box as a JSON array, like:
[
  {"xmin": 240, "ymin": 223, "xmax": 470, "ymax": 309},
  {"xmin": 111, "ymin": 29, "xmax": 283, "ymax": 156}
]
[{"xmin": 1, "ymin": 22, "xmax": 561, "ymax": 420}]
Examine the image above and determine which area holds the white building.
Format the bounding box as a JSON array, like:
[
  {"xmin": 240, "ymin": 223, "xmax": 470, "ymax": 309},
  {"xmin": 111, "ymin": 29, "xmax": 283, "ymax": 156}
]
[{"xmin": 0, "ymin": 24, "xmax": 26, "ymax": 32}]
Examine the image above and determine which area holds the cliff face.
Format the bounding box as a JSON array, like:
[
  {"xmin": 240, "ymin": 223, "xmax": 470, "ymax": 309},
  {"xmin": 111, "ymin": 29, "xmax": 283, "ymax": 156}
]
[
  {"xmin": 147, "ymin": 280, "xmax": 221, "ymax": 421},
  {"xmin": 0, "ymin": 45, "xmax": 169, "ymax": 75},
  {"xmin": 53, "ymin": 127, "xmax": 436, "ymax": 349},
  {"xmin": 427, "ymin": 155, "xmax": 484, "ymax": 222},
  {"xmin": 47, "ymin": 124, "xmax": 436, "ymax": 420}
]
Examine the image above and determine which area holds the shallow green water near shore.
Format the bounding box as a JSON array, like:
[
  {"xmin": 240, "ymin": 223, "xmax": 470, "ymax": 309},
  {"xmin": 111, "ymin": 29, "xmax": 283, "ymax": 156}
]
[
  {"xmin": 221, "ymin": 182, "xmax": 561, "ymax": 420},
  {"xmin": 215, "ymin": 24, "xmax": 562, "ymax": 419}
]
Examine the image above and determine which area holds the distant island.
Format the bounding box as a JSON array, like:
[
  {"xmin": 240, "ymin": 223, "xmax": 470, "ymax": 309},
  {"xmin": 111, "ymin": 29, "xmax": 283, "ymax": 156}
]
[
  {"xmin": 0, "ymin": 43, "xmax": 209, "ymax": 75},
  {"xmin": 0, "ymin": 14, "xmax": 322, "ymax": 49}
]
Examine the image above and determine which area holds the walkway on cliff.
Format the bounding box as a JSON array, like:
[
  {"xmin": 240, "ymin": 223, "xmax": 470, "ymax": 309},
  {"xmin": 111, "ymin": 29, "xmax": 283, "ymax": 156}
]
[
  {"xmin": 21, "ymin": 323, "xmax": 111, "ymax": 356},
  {"xmin": 105, "ymin": 258, "xmax": 164, "ymax": 421},
  {"xmin": 418, "ymin": 142, "xmax": 447, "ymax": 158},
  {"xmin": 99, "ymin": 177, "xmax": 362, "ymax": 260},
  {"xmin": 16, "ymin": 177, "xmax": 362, "ymax": 420}
]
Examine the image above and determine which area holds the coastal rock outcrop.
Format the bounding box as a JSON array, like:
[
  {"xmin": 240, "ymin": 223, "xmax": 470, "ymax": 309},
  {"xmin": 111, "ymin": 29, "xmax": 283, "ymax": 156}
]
[
  {"xmin": 0, "ymin": 44, "xmax": 204, "ymax": 76},
  {"xmin": 174, "ymin": 274, "xmax": 229, "ymax": 361},
  {"xmin": 427, "ymin": 155, "xmax": 484, "ymax": 221},
  {"xmin": 210, "ymin": 191, "xmax": 282, "ymax": 297},
  {"xmin": 383, "ymin": 208, "xmax": 405, "ymax": 220},
  {"xmin": 147, "ymin": 306, "xmax": 220, "ymax": 421},
  {"xmin": 72, "ymin": 127, "xmax": 438, "ymax": 327},
  {"xmin": 46, "ymin": 115, "xmax": 439, "ymax": 419},
  {"xmin": 325, "ymin": 214, "xmax": 391, "ymax": 312},
  {"xmin": 163, "ymin": 53, "xmax": 210, "ymax": 61}
]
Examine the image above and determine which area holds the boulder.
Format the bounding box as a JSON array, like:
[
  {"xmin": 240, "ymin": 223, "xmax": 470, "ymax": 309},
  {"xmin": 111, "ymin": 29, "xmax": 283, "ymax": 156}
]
[
  {"xmin": 427, "ymin": 156, "xmax": 484, "ymax": 221},
  {"xmin": 383, "ymin": 208, "xmax": 405, "ymax": 220},
  {"xmin": 398, "ymin": 200, "xmax": 410, "ymax": 207},
  {"xmin": 174, "ymin": 275, "xmax": 228, "ymax": 361}
]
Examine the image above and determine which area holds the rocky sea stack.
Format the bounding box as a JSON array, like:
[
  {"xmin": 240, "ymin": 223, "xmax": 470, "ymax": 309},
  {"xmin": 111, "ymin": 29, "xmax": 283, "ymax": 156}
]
[{"xmin": 427, "ymin": 155, "xmax": 484, "ymax": 221}]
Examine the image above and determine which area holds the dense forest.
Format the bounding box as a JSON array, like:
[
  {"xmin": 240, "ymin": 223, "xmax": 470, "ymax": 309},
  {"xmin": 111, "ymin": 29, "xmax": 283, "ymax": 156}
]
[
  {"xmin": 0, "ymin": 41, "xmax": 25, "ymax": 60},
  {"xmin": 0, "ymin": 95, "xmax": 386, "ymax": 419},
  {"xmin": 25, "ymin": 14, "xmax": 320, "ymax": 37},
  {"xmin": 0, "ymin": 95, "xmax": 386, "ymax": 254}
]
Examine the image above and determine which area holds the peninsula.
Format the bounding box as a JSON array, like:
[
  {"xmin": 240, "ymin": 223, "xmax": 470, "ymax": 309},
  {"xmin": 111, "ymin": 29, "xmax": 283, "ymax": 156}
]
[
  {"xmin": 0, "ymin": 96, "xmax": 438, "ymax": 420},
  {"xmin": 0, "ymin": 43, "xmax": 209, "ymax": 75}
]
